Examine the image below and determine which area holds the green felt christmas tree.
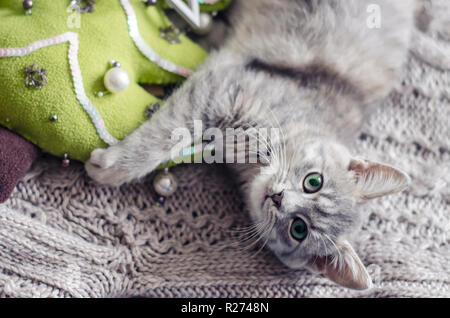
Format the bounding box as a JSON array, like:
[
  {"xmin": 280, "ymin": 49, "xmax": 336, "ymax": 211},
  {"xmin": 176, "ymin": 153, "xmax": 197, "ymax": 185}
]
[{"xmin": 0, "ymin": 0, "xmax": 231, "ymax": 202}]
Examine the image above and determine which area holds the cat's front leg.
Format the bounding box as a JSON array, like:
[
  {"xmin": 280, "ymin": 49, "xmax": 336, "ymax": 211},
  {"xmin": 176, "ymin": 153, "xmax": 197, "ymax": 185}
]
[
  {"xmin": 85, "ymin": 73, "xmax": 216, "ymax": 186},
  {"xmin": 84, "ymin": 131, "xmax": 164, "ymax": 187},
  {"xmin": 86, "ymin": 104, "xmax": 190, "ymax": 186}
]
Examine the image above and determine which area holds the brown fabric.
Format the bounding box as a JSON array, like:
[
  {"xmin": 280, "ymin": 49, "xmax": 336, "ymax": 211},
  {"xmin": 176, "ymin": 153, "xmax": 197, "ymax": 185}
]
[{"xmin": 0, "ymin": 127, "xmax": 40, "ymax": 203}]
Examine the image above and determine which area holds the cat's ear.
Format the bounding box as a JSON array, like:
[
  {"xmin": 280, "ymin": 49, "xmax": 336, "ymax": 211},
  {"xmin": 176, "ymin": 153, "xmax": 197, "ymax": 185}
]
[
  {"xmin": 307, "ymin": 239, "xmax": 373, "ymax": 290},
  {"xmin": 348, "ymin": 158, "xmax": 410, "ymax": 200}
]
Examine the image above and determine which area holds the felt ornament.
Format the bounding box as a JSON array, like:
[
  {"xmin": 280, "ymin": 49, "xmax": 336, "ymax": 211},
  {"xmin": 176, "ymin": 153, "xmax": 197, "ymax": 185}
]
[{"xmin": 0, "ymin": 0, "xmax": 231, "ymax": 203}]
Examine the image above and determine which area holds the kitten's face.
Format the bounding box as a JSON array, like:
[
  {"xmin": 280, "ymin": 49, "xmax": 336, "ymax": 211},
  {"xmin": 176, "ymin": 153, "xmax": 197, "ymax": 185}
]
[
  {"xmin": 247, "ymin": 138, "xmax": 410, "ymax": 289},
  {"xmin": 251, "ymin": 140, "xmax": 359, "ymax": 266}
]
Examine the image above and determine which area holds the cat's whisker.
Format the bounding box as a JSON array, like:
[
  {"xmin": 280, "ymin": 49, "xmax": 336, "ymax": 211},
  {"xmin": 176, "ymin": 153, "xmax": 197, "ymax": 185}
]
[
  {"xmin": 308, "ymin": 231, "xmax": 321, "ymax": 265},
  {"xmin": 217, "ymin": 218, "xmax": 271, "ymax": 251},
  {"xmin": 319, "ymin": 235, "xmax": 329, "ymax": 265},
  {"xmin": 233, "ymin": 220, "xmax": 267, "ymax": 243},
  {"xmin": 226, "ymin": 219, "xmax": 267, "ymax": 234},
  {"xmin": 226, "ymin": 224, "xmax": 260, "ymax": 234},
  {"xmin": 226, "ymin": 230, "xmax": 260, "ymax": 249},
  {"xmin": 239, "ymin": 121, "xmax": 276, "ymax": 153},
  {"xmin": 238, "ymin": 118, "xmax": 284, "ymax": 166},
  {"xmin": 226, "ymin": 227, "xmax": 260, "ymax": 238},
  {"xmin": 262, "ymin": 105, "xmax": 289, "ymax": 174},
  {"xmin": 323, "ymin": 234, "xmax": 343, "ymax": 270},
  {"xmin": 225, "ymin": 142, "xmax": 272, "ymax": 166},
  {"xmin": 250, "ymin": 214, "xmax": 276, "ymax": 258},
  {"xmin": 228, "ymin": 124, "xmax": 278, "ymax": 166},
  {"xmin": 231, "ymin": 214, "xmax": 273, "ymax": 252},
  {"xmin": 314, "ymin": 236, "xmax": 321, "ymax": 265}
]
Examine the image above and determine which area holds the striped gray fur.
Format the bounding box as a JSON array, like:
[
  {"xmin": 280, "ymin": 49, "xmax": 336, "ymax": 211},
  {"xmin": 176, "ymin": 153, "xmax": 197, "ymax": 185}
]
[{"xmin": 85, "ymin": 0, "xmax": 421, "ymax": 289}]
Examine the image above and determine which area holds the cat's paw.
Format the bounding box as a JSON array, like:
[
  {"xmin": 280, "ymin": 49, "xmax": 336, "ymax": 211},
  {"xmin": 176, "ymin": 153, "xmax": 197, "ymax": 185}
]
[{"xmin": 85, "ymin": 147, "xmax": 135, "ymax": 186}]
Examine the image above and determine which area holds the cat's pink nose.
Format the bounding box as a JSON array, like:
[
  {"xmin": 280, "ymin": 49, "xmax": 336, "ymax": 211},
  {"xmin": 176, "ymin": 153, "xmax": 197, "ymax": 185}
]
[{"xmin": 271, "ymin": 191, "xmax": 284, "ymax": 207}]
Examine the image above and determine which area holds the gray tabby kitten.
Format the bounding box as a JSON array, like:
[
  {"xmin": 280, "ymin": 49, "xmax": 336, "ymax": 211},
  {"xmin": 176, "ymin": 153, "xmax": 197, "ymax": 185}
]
[{"xmin": 86, "ymin": 0, "xmax": 416, "ymax": 289}]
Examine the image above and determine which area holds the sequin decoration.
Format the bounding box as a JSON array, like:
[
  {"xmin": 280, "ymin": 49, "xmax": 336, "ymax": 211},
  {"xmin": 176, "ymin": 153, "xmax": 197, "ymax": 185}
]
[
  {"xmin": 159, "ymin": 26, "xmax": 181, "ymax": 44},
  {"xmin": 120, "ymin": 0, "xmax": 194, "ymax": 77},
  {"xmin": 145, "ymin": 102, "xmax": 161, "ymax": 119},
  {"xmin": 69, "ymin": 0, "xmax": 96, "ymax": 14},
  {"xmin": 24, "ymin": 64, "xmax": 48, "ymax": 89},
  {"xmin": 0, "ymin": 32, "xmax": 118, "ymax": 146}
]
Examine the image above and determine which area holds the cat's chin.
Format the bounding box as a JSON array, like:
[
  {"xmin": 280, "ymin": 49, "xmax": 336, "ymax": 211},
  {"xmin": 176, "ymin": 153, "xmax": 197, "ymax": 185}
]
[{"xmin": 273, "ymin": 250, "xmax": 309, "ymax": 270}]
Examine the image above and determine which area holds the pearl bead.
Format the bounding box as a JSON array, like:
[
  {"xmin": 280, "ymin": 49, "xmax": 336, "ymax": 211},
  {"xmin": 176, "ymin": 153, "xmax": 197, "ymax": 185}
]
[
  {"xmin": 192, "ymin": 13, "xmax": 213, "ymax": 36},
  {"xmin": 104, "ymin": 67, "xmax": 130, "ymax": 93},
  {"xmin": 153, "ymin": 172, "xmax": 177, "ymax": 197}
]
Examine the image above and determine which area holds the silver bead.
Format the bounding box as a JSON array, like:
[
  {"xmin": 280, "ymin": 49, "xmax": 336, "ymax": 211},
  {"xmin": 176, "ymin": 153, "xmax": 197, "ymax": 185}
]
[
  {"xmin": 153, "ymin": 171, "xmax": 178, "ymax": 197},
  {"xmin": 110, "ymin": 60, "xmax": 121, "ymax": 68},
  {"xmin": 70, "ymin": 0, "xmax": 95, "ymax": 14},
  {"xmin": 62, "ymin": 153, "xmax": 70, "ymax": 167},
  {"xmin": 143, "ymin": 0, "xmax": 158, "ymax": 6},
  {"xmin": 192, "ymin": 13, "xmax": 213, "ymax": 36},
  {"xmin": 23, "ymin": 0, "xmax": 33, "ymax": 15}
]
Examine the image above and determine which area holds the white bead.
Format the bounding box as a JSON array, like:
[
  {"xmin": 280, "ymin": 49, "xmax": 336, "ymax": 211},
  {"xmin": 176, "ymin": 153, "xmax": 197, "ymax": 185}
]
[
  {"xmin": 192, "ymin": 13, "xmax": 213, "ymax": 35},
  {"xmin": 153, "ymin": 172, "xmax": 178, "ymax": 197},
  {"xmin": 104, "ymin": 67, "xmax": 130, "ymax": 93}
]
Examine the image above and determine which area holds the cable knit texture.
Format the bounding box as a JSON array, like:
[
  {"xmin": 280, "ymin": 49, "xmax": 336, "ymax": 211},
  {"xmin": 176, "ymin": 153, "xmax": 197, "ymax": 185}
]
[{"xmin": 0, "ymin": 1, "xmax": 449, "ymax": 297}]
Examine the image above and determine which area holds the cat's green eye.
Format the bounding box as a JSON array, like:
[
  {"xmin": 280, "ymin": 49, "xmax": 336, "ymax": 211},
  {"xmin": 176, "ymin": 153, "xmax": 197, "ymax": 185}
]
[
  {"xmin": 290, "ymin": 218, "xmax": 308, "ymax": 241},
  {"xmin": 303, "ymin": 172, "xmax": 323, "ymax": 193}
]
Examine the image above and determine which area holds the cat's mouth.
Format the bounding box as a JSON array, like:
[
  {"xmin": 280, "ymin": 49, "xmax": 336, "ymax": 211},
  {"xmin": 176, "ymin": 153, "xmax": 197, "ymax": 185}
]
[{"xmin": 262, "ymin": 190, "xmax": 281, "ymax": 210}]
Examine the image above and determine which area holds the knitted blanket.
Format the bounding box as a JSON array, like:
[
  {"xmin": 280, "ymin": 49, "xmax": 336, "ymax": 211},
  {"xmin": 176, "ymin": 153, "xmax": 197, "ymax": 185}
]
[{"xmin": 0, "ymin": 2, "xmax": 449, "ymax": 298}]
